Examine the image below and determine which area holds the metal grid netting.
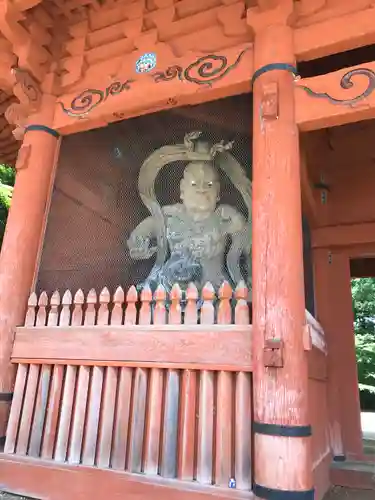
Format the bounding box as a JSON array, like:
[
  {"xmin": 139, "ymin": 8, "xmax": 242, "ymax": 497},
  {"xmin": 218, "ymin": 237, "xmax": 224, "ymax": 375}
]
[{"xmin": 36, "ymin": 92, "xmax": 314, "ymax": 312}]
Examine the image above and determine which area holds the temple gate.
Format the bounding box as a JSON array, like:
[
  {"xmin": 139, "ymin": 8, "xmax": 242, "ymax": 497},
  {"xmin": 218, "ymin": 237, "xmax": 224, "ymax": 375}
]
[{"xmin": 0, "ymin": 0, "xmax": 374, "ymax": 499}]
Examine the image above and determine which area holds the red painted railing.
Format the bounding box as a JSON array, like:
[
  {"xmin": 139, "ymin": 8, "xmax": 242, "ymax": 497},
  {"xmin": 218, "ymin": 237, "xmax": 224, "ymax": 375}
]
[{"xmin": 5, "ymin": 282, "xmax": 253, "ymax": 492}]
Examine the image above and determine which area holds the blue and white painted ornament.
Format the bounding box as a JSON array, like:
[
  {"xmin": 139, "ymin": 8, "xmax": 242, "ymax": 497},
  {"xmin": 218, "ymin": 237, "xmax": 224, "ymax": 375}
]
[
  {"xmin": 135, "ymin": 53, "xmax": 157, "ymax": 73},
  {"xmin": 228, "ymin": 478, "xmax": 236, "ymax": 489}
]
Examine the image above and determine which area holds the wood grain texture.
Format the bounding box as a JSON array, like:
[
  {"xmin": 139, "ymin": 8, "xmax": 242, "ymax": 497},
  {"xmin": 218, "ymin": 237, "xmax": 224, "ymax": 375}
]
[
  {"xmin": 12, "ymin": 325, "xmax": 252, "ymax": 370},
  {"xmin": 16, "ymin": 365, "xmax": 40, "ymax": 455},
  {"xmin": 111, "ymin": 367, "xmax": 132, "ymax": 470},
  {"xmin": 4, "ymin": 364, "xmax": 28, "ymax": 454},
  {"xmin": 41, "ymin": 364, "xmax": 64, "ymax": 459},
  {"xmin": 96, "ymin": 366, "xmax": 118, "ymax": 468},
  {"xmin": 0, "ymin": 454, "xmax": 254, "ymax": 500},
  {"xmin": 28, "ymin": 364, "xmax": 52, "ymax": 457}
]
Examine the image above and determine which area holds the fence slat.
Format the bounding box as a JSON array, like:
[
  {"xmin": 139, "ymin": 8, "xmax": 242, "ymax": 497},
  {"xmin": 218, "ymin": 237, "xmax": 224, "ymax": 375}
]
[
  {"xmin": 16, "ymin": 364, "xmax": 40, "ymax": 455},
  {"xmin": 4, "ymin": 364, "xmax": 28, "ymax": 454},
  {"xmin": 235, "ymin": 282, "xmax": 250, "ymax": 325},
  {"xmin": 144, "ymin": 286, "xmax": 165, "ymax": 475},
  {"xmin": 48, "ymin": 290, "xmax": 60, "ymax": 327},
  {"xmin": 215, "ymin": 371, "xmax": 233, "ymax": 487},
  {"xmin": 143, "ymin": 367, "xmax": 163, "ymax": 474},
  {"xmin": 72, "ymin": 289, "xmax": 84, "ymax": 326},
  {"xmin": 66, "ymin": 290, "xmax": 92, "ymax": 464},
  {"xmin": 42, "ymin": 291, "xmax": 69, "ymax": 458},
  {"xmin": 124, "ymin": 286, "xmax": 137, "ymax": 325},
  {"xmin": 127, "ymin": 286, "xmax": 150, "ymax": 472},
  {"xmin": 54, "ymin": 290, "xmax": 79, "ymax": 462},
  {"xmin": 67, "ymin": 363, "xmax": 90, "ymax": 464},
  {"xmin": 177, "ymin": 368, "xmax": 197, "ymax": 481},
  {"xmin": 82, "ymin": 366, "xmax": 103, "ymax": 466},
  {"xmin": 178, "ymin": 282, "xmax": 198, "ymax": 480},
  {"xmin": 41, "ymin": 364, "xmax": 64, "ymax": 460},
  {"xmin": 54, "ymin": 364, "xmax": 77, "ymax": 462},
  {"xmin": 112, "ymin": 286, "xmax": 125, "ymax": 325},
  {"xmin": 234, "ymin": 283, "xmax": 252, "ymax": 489},
  {"xmin": 111, "ymin": 287, "xmax": 133, "ymax": 470},
  {"xmin": 25, "ymin": 293, "xmax": 37, "ymax": 327},
  {"xmin": 36, "ymin": 292, "xmax": 48, "ymax": 327},
  {"xmin": 96, "ymin": 366, "xmax": 117, "ymax": 468},
  {"xmin": 235, "ymin": 372, "xmax": 252, "ymax": 490},
  {"xmin": 97, "ymin": 287, "xmax": 110, "ymax": 325},
  {"xmin": 161, "ymin": 368, "xmax": 180, "ymax": 478},
  {"xmin": 196, "ymin": 283, "xmax": 215, "ymax": 485},
  {"xmin": 59, "ymin": 290, "xmax": 72, "ymax": 326},
  {"xmin": 82, "ymin": 288, "xmax": 107, "ymax": 465},
  {"xmin": 215, "ymin": 283, "xmax": 234, "ymax": 486},
  {"xmin": 111, "ymin": 366, "xmax": 132, "ymax": 470},
  {"xmin": 28, "ymin": 364, "xmax": 52, "ymax": 457},
  {"xmin": 184, "ymin": 283, "xmax": 198, "ymax": 325},
  {"xmin": 160, "ymin": 284, "xmax": 181, "ymax": 478}
]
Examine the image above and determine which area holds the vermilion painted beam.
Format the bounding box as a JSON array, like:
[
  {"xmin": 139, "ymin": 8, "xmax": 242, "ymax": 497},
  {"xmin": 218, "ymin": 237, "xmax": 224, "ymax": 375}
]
[
  {"xmin": 295, "ymin": 61, "xmax": 375, "ymax": 131},
  {"xmin": 12, "ymin": 325, "xmax": 253, "ymax": 371},
  {"xmin": 312, "ymin": 222, "xmax": 375, "ymax": 248},
  {"xmin": 52, "ymin": 44, "xmax": 253, "ymax": 135}
]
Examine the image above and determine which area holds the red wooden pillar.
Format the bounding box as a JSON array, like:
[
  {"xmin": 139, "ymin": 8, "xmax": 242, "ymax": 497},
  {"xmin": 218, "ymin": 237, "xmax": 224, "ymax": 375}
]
[
  {"xmin": 0, "ymin": 96, "xmax": 60, "ymax": 439},
  {"xmin": 313, "ymin": 249, "xmax": 362, "ymax": 459},
  {"xmin": 249, "ymin": 5, "xmax": 313, "ymax": 498}
]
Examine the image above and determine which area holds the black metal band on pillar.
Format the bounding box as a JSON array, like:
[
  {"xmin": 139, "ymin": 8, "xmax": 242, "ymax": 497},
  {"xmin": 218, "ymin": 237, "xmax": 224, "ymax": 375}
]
[
  {"xmin": 0, "ymin": 392, "xmax": 13, "ymax": 402},
  {"xmin": 251, "ymin": 63, "xmax": 299, "ymax": 86},
  {"xmin": 254, "ymin": 484, "xmax": 315, "ymax": 500},
  {"xmin": 253, "ymin": 421, "xmax": 312, "ymax": 437},
  {"xmin": 25, "ymin": 124, "xmax": 60, "ymax": 139}
]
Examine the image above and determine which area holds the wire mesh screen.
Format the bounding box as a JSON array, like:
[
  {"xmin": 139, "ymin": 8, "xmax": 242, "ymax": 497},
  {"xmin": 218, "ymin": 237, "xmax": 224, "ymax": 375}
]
[
  {"xmin": 37, "ymin": 94, "xmax": 251, "ymax": 296},
  {"xmin": 36, "ymin": 92, "xmax": 314, "ymax": 312}
]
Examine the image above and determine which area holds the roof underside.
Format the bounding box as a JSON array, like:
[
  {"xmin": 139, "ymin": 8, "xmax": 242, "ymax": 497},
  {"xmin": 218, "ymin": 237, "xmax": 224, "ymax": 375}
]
[{"xmin": 0, "ymin": 0, "xmax": 374, "ymax": 166}]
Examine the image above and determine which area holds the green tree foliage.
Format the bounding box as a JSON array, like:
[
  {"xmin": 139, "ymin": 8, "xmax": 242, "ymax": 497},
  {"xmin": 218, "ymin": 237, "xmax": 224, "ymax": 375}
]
[
  {"xmin": 352, "ymin": 277, "xmax": 375, "ymax": 409},
  {"xmin": 0, "ymin": 164, "xmax": 15, "ymax": 247}
]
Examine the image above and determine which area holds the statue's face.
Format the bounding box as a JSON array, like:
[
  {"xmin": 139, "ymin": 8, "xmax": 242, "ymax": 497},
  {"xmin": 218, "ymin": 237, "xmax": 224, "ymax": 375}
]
[{"xmin": 180, "ymin": 162, "xmax": 219, "ymax": 217}]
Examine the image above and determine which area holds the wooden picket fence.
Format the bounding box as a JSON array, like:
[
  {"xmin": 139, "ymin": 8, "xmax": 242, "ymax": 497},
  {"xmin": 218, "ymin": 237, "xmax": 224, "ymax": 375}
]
[
  {"xmin": 5, "ymin": 281, "xmax": 253, "ymax": 492},
  {"xmin": 24, "ymin": 282, "xmax": 250, "ymax": 327}
]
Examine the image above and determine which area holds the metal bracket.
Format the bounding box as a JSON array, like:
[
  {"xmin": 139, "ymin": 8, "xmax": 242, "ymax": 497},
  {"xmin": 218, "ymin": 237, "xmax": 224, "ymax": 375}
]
[
  {"xmin": 261, "ymin": 82, "xmax": 279, "ymax": 120},
  {"xmin": 264, "ymin": 338, "xmax": 283, "ymax": 368}
]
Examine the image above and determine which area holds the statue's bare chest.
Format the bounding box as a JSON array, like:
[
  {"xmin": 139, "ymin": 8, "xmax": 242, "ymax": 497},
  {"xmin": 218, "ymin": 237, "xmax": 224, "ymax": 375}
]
[{"xmin": 165, "ymin": 211, "xmax": 225, "ymax": 256}]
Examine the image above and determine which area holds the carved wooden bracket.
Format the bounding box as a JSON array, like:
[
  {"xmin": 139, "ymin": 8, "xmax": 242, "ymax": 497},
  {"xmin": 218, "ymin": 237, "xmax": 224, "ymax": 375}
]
[
  {"xmin": 264, "ymin": 338, "xmax": 284, "ymax": 368},
  {"xmin": 4, "ymin": 67, "xmax": 42, "ymax": 140}
]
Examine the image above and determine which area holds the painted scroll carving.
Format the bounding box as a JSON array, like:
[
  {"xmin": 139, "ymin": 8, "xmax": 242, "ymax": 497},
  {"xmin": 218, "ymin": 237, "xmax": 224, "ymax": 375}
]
[
  {"xmin": 127, "ymin": 131, "xmax": 252, "ymax": 296},
  {"xmin": 58, "ymin": 79, "xmax": 134, "ymax": 118},
  {"xmin": 152, "ymin": 49, "xmax": 250, "ymax": 86},
  {"xmin": 298, "ymin": 68, "xmax": 375, "ymax": 106}
]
